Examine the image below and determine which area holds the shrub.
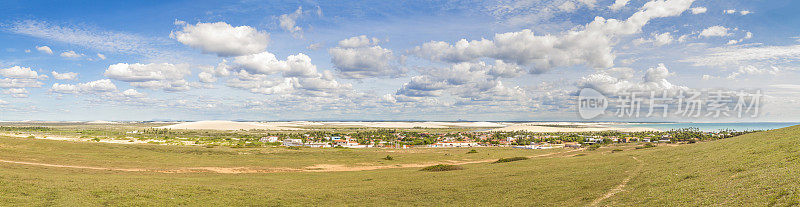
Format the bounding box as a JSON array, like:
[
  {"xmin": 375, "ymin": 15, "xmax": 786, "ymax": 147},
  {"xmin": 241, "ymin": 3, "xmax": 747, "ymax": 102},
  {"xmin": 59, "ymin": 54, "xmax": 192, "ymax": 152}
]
[
  {"xmin": 91, "ymin": 138, "xmax": 101, "ymax": 142},
  {"xmin": 494, "ymin": 157, "xmax": 529, "ymax": 163},
  {"xmin": 573, "ymin": 154, "xmax": 587, "ymax": 157},
  {"xmin": 612, "ymin": 149, "xmax": 623, "ymax": 152},
  {"xmin": 27, "ymin": 135, "xmax": 36, "ymax": 139},
  {"xmin": 728, "ymin": 167, "xmax": 746, "ymax": 173},
  {"xmin": 384, "ymin": 155, "xmax": 394, "ymax": 160},
  {"xmin": 588, "ymin": 144, "xmax": 601, "ymax": 151},
  {"xmin": 467, "ymin": 149, "xmax": 478, "ymax": 154},
  {"xmin": 420, "ymin": 164, "xmax": 463, "ymax": 172},
  {"xmin": 636, "ymin": 143, "xmax": 656, "ymax": 149},
  {"xmin": 287, "ymin": 146, "xmax": 301, "ymax": 150}
]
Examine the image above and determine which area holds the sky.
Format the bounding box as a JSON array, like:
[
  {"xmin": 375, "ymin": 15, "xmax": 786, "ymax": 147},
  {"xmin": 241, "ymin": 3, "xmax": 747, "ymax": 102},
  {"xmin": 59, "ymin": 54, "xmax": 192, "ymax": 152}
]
[{"xmin": 1, "ymin": 0, "xmax": 799, "ymax": 122}]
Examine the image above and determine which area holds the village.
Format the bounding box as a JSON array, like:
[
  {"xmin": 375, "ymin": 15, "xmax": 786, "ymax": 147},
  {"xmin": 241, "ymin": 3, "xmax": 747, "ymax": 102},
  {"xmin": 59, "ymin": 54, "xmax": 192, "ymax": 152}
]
[{"xmin": 263, "ymin": 128, "xmax": 756, "ymax": 149}]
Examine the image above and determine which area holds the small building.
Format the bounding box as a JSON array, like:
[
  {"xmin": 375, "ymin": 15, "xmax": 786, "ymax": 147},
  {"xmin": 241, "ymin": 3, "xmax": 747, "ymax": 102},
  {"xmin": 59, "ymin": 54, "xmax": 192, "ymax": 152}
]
[
  {"xmin": 585, "ymin": 138, "xmax": 603, "ymax": 144},
  {"xmin": 304, "ymin": 142, "xmax": 329, "ymax": 148},
  {"xmin": 564, "ymin": 142, "xmax": 581, "ymax": 148},
  {"xmin": 260, "ymin": 136, "xmax": 279, "ymax": 143},
  {"xmin": 282, "ymin": 139, "xmax": 303, "ymax": 146},
  {"xmin": 432, "ymin": 142, "xmax": 479, "ymax": 148}
]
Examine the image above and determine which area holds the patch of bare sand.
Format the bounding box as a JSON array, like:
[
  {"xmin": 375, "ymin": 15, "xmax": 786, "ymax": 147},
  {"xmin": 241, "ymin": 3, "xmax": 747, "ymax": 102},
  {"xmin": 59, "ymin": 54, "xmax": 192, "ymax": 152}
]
[
  {"xmin": 303, "ymin": 148, "xmax": 583, "ymax": 172},
  {"xmin": 154, "ymin": 120, "xmax": 301, "ymax": 130},
  {"xmin": 0, "ymin": 149, "xmax": 582, "ymax": 174}
]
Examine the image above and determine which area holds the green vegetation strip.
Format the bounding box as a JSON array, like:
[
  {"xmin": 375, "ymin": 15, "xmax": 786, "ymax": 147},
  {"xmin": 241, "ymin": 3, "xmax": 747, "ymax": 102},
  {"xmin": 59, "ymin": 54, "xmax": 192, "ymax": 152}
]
[
  {"xmin": 494, "ymin": 157, "xmax": 529, "ymax": 163},
  {"xmin": 419, "ymin": 164, "xmax": 463, "ymax": 172}
]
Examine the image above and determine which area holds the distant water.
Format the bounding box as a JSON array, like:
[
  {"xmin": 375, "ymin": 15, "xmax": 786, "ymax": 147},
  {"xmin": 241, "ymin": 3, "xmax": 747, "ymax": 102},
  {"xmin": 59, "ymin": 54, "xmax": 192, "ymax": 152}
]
[{"xmin": 620, "ymin": 122, "xmax": 800, "ymax": 132}]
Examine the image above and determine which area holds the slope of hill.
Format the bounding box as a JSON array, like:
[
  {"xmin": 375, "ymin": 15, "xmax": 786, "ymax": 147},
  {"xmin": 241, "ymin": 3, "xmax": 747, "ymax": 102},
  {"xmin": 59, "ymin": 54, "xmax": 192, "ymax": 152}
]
[
  {"xmin": 602, "ymin": 125, "xmax": 800, "ymax": 206},
  {"xmin": 0, "ymin": 125, "xmax": 798, "ymax": 206}
]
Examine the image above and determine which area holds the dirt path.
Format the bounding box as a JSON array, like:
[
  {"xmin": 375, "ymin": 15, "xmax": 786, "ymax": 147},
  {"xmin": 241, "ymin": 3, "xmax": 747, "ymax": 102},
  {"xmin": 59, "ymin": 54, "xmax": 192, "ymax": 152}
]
[
  {"xmin": 304, "ymin": 148, "xmax": 584, "ymax": 172},
  {"xmin": 0, "ymin": 148, "xmax": 583, "ymax": 174},
  {"xmin": 588, "ymin": 156, "xmax": 643, "ymax": 207},
  {"xmin": 0, "ymin": 159, "xmax": 148, "ymax": 172}
]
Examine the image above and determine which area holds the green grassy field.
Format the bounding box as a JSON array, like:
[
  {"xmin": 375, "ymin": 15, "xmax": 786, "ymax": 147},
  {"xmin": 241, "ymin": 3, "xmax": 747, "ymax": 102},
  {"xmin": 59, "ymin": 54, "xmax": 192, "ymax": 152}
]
[{"xmin": 1, "ymin": 125, "xmax": 799, "ymax": 206}]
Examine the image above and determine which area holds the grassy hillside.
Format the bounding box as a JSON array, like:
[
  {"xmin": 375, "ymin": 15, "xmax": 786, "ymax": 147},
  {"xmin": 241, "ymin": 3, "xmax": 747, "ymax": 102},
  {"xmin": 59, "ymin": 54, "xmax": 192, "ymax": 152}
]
[
  {"xmin": 602, "ymin": 125, "xmax": 800, "ymax": 206},
  {"xmin": 1, "ymin": 125, "xmax": 799, "ymax": 206}
]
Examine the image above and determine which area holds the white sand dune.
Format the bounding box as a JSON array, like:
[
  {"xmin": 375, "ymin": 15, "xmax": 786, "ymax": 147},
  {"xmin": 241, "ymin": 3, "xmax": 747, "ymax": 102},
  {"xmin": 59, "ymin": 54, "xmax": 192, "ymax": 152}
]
[
  {"xmin": 155, "ymin": 121, "xmax": 301, "ymax": 130},
  {"xmin": 428, "ymin": 121, "xmax": 507, "ymax": 128},
  {"xmin": 488, "ymin": 123, "xmax": 658, "ymax": 132},
  {"xmin": 321, "ymin": 121, "xmax": 510, "ymax": 128},
  {"xmin": 153, "ymin": 121, "xmax": 651, "ymax": 131},
  {"xmin": 321, "ymin": 122, "xmax": 447, "ymax": 128},
  {"xmin": 86, "ymin": 120, "xmax": 120, "ymax": 124}
]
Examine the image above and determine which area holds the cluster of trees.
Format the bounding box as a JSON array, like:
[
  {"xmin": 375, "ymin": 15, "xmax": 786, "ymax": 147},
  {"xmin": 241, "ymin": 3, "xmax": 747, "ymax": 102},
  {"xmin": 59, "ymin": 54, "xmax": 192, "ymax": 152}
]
[
  {"xmin": 489, "ymin": 128, "xmax": 763, "ymax": 145},
  {"xmin": 0, "ymin": 126, "xmax": 51, "ymax": 131}
]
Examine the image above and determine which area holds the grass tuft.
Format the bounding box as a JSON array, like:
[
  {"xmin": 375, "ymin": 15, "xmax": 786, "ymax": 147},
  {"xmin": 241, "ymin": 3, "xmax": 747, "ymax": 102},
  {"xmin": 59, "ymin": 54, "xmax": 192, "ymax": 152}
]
[
  {"xmin": 420, "ymin": 164, "xmax": 463, "ymax": 172},
  {"xmin": 494, "ymin": 157, "xmax": 529, "ymax": 163}
]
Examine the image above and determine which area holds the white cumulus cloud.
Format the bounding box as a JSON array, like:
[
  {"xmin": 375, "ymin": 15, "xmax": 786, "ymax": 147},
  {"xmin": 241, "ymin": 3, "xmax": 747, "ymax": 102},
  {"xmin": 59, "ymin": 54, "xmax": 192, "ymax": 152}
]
[
  {"xmin": 60, "ymin": 50, "xmax": 84, "ymax": 58},
  {"xmin": 51, "ymin": 79, "xmax": 117, "ymax": 94},
  {"xmin": 329, "ymin": 35, "xmax": 402, "ymax": 79},
  {"xmin": 279, "ymin": 7, "xmax": 304, "ymax": 38},
  {"xmin": 171, "ymin": 21, "xmax": 270, "ymax": 57},
  {"xmin": 690, "ymin": 7, "xmax": 706, "ymax": 14},
  {"xmin": 1, "ymin": 66, "xmax": 39, "ymax": 79},
  {"xmin": 608, "ymin": 0, "xmax": 630, "ymax": 11},
  {"xmin": 699, "ymin": 26, "xmax": 730, "ymax": 37},
  {"xmin": 413, "ymin": 0, "xmax": 696, "ymax": 73},
  {"xmin": 36, "ymin": 45, "xmax": 53, "ymax": 54},
  {"xmin": 579, "ymin": 63, "xmax": 687, "ymax": 96},
  {"xmin": 104, "ymin": 63, "xmax": 192, "ymax": 92},
  {"xmin": 51, "ymin": 71, "xmax": 78, "ymax": 80}
]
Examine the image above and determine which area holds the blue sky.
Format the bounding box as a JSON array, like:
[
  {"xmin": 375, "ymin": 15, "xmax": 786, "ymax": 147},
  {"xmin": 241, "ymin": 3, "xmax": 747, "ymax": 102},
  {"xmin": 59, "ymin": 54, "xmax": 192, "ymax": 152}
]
[{"xmin": 1, "ymin": 0, "xmax": 799, "ymax": 121}]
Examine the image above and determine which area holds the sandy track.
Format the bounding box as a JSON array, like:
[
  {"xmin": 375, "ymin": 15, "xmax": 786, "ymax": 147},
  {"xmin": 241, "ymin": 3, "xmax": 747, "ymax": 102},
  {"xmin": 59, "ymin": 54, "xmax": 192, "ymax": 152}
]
[
  {"xmin": 589, "ymin": 156, "xmax": 643, "ymax": 207},
  {"xmin": 0, "ymin": 159, "xmax": 148, "ymax": 172},
  {"xmin": 0, "ymin": 149, "xmax": 582, "ymax": 174},
  {"xmin": 304, "ymin": 148, "xmax": 583, "ymax": 172}
]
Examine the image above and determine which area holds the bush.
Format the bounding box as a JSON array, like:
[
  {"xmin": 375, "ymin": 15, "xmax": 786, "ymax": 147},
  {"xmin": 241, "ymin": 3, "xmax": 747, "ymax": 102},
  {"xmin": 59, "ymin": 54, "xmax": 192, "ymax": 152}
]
[
  {"xmin": 612, "ymin": 149, "xmax": 623, "ymax": 152},
  {"xmin": 384, "ymin": 155, "xmax": 394, "ymax": 160},
  {"xmin": 287, "ymin": 146, "xmax": 301, "ymax": 150},
  {"xmin": 91, "ymin": 137, "xmax": 101, "ymax": 142},
  {"xmin": 573, "ymin": 154, "xmax": 587, "ymax": 157},
  {"xmin": 420, "ymin": 164, "xmax": 463, "ymax": 172},
  {"xmin": 588, "ymin": 144, "xmax": 601, "ymax": 151},
  {"xmin": 494, "ymin": 157, "xmax": 529, "ymax": 163},
  {"xmin": 635, "ymin": 143, "xmax": 656, "ymax": 149},
  {"xmin": 26, "ymin": 135, "xmax": 36, "ymax": 139},
  {"xmin": 467, "ymin": 149, "xmax": 478, "ymax": 154}
]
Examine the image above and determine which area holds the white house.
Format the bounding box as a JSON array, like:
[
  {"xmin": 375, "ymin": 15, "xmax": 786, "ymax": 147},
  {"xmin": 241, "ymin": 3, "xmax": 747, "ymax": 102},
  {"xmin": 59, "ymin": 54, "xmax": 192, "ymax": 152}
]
[
  {"xmin": 282, "ymin": 139, "xmax": 303, "ymax": 147},
  {"xmin": 260, "ymin": 136, "xmax": 279, "ymax": 143},
  {"xmin": 304, "ymin": 142, "xmax": 329, "ymax": 148},
  {"xmin": 432, "ymin": 142, "xmax": 479, "ymax": 148}
]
